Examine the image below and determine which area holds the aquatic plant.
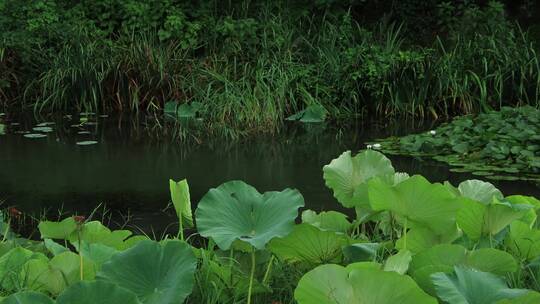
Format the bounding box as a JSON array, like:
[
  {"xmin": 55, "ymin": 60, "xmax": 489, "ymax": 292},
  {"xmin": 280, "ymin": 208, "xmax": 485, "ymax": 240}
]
[
  {"xmin": 373, "ymin": 106, "xmax": 540, "ymax": 181},
  {"xmin": 1, "ymin": 150, "xmax": 540, "ymax": 303}
]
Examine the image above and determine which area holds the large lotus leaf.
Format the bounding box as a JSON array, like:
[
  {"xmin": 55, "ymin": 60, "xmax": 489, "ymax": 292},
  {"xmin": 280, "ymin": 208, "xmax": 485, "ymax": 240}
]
[
  {"xmin": 395, "ymin": 227, "xmax": 460, "ymax": 254},
  {"xmin": 457, "ymin": 198, "xmax": 532, "ymax": 240},
  {"xmin": 410, "ymin": 245, "xmax": 517, "ymax": 295},
  {"xmin": 38, "ymin": 217, "xmax": 77, "ymax": 240},
  {"xmin": 169, "ymin": 179, "xmax": 193, "ymax": 228},
  {"xmin": 458, "ymin": 180, "xmax": 503, "ymax": 205},
  {"xmin": 496, "ymin": 291, "xmax": 540, "ymax": 304},
  {"xmin": 369, "ymin": 175, "xmax": 460, "ymax": 235},
  {"xmin": 1, "ymin": 291, "xmax": 54, "ymax": 304},
  {"xmin": 323, "ymin": 150, "xmax": 395, "ymax": 208},
  {"xmin": 268, "ymin": 223, "xmax": 349, "ymax": 264},
  {"xmin": 195, "ymin": 181, "xmax": 304, "ymax": 250},
  {"xmin": 410, "ymin": 244, "xmax": 517, "ymax": 275},
  {"xmin": 432, "ymin": 267, "xmax": 528, "ymax": 304},
  {"xmin": 56, "ymin": 281, "xmax": 141, "ymax": 304},
  {"xmin": 294, "ymin": 264, "xmax": 436, "ymax": 304},
  {"xmin": 505, "ymin": 221, "xmax": 540, "ymax": 261},
  {"xmin": 0, "ymin": 247, "xmax": 47, "ymax": 291},
  {"xmin": 97, "ymin": 240, "xmax": 197, "ymax": 304},
  {"xmin": 301, "ymin": 210, "xmax": 352, "ymax": 233}
]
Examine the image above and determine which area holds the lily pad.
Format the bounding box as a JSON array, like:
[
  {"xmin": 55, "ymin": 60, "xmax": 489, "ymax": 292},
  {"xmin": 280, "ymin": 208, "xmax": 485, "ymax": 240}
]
[
  {"xmin": 23, "ymin": 133, "xmax": 47, "ymax": 139},
  {"xmin": 76, "ymin": 141, "xmax": 98, "ymax": 146}
]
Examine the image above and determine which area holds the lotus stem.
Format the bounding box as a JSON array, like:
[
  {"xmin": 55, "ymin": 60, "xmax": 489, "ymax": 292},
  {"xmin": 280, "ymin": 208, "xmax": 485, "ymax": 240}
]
[
  {"xmin": 247, "ymin": 249, "xmax": 256, "ymax": 304},
  {"xmin": 1, "ymin": 217, "xmax": 10, "ymax": 242},
  {"xmin": 403, "ymin": 219, "xmax": 408, "ymax": 250},
  {"xmin": 262, "ymin": 255, "xmax": 274, "ymax": 286},
  {"xmin": 178, "ymin": 215, "xmax": 184, "ymax": 241},
  {"xmin": 78, "ymin": 230, "xmax": 83, "ymax": 281}
]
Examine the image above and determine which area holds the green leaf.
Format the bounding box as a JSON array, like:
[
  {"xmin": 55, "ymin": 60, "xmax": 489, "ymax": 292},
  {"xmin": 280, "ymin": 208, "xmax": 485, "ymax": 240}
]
[
  {"xmin": 301, "ymin": 210, "xmax": 352, "ymax": 233},
  {"xmin": 432, "ymin": 267, "xmax": 528, "ymax": 304},
  {"xmin": 294, "ymin": 264, "xmax": 437, "ymax": 304},
  {"xmin": 457, "ymin": 198, "xmax": 532, "ymax": 240},
  {"xmin": 97, "ymin": 240, "xmax": 197, "ymax": 304},
  {"xmin": 195, "ymin": 180, "xmax": 304, "ymax": 250},
  {"xmin": 169, "ymin": 179, "xmax": 193, "ymax": 228},
  {"xmin": 458, "ymin": 180, "xmax": 503, "ymax": 205},
  {"xmin": 269, "ymin": 223, "xmax": 349, "ymax": 265},
  {"xmin": 343, "ymin": 243, "xmax": 381, "ymax": 263},
  {"xmin": 38, "ymin": 218, "xmax": 77, "ymax": 240},
  {"xmin": 383, "ymin": 249, "xmax": 412, "ymax": 274},
  {"xmin": 0, "ymin": 247, "xmax": 46, "ymax": 291},
  {"xmin": 1, "ymin": 291, "xmax": 54, "ymax": 304},
  {"xmin": 369, "ymin": 175, "xmax": 460, "ymax": 235},
  {"xmin": 68, "ymin": 221, "xmax": 133, "ymax": 250},
  {"xmin": 323, "ymin": 150, "xmax": 395, "ymax": 209},
  {"xmin": 505, "ymin": 221, "xmax": 540, "ymax": 261},
  {"xmin": 44, "ymin": 239, "xmax": 69, "ymax": 256},
  {"xmin": 496, "ymin": 291, "xmax": 540, "ymax": 303},
  {"xmin": 56, "ymin": 281, "xmax": 141, "ymax": 304},
  {"xmin": 409, "ymin": 245, "xmax": 517, "ymax": 295}
]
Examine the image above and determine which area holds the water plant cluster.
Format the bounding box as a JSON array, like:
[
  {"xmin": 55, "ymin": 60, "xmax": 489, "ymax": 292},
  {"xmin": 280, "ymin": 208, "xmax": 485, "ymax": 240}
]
[
  {"xmin": 373, "ymin": 106, "xmax": 540, "ymax": 182},
  {"xmin": 1, "ymin": 150, "xmax": 540, "ymax": 303},
  {"xmin": 1, "ymin": 1, "xmax": 540, "ymax": 134}
]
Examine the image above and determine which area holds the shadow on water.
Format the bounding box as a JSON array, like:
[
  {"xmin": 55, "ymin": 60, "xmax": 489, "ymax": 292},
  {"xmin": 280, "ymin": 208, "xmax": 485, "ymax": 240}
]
[{"xmin": 0, "ymin": 112, "xmax": 539, "ymax": 234}]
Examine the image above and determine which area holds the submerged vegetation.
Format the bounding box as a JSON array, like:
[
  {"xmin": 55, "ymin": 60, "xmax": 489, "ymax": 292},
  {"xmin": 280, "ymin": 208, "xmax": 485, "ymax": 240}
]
[
  {"xmin": 373, "ymin": 106, "xmax": 540, "ymax": 181},
  {"xmin": 1, "ymin": 1, "xmax": 540, "ymax": 134},
  {"xmin": 1, "ymin": 150, "xmax": 540, "ymax": 303}
]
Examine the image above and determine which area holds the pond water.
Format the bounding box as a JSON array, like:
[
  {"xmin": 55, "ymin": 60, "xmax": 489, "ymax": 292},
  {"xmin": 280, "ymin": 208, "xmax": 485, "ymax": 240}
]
[{"xmin": 1, "ymin": 113, "xmax": 539, "ymax": 233}]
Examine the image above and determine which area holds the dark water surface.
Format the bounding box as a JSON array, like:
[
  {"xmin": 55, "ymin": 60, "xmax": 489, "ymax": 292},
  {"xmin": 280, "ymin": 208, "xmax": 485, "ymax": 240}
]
[{"xmin": 1, "ymin": 113, "xmax": 539, "ymax": 233}]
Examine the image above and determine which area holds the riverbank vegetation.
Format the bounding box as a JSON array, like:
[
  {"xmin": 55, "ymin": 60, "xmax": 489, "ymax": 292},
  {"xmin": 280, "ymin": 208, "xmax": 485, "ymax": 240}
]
[
  {"xmin": 2, "ymin": 150, "xmax": 540, "ymax": 303},
  {"xmin": 1, "ymin": 1, "xmax": 540, "ymax": 134}
]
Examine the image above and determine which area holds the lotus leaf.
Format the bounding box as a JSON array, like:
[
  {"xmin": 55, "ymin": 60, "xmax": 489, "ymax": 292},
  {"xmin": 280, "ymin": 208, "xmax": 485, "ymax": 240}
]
[
  {"xmin": 56, "ymin": 281, "xmax": 141, "ymax": 304},
  {"xmin": 38, "ymin": 218, "xmax": 77, "ymax": 240},
  {"xmin": 458, "ymin": 180, "xmax": 503, "ymax": 205},
  {"xmin": 323, "ymin": 150, "xmax": 394, "ymax": 209},
  {"xmin": 457, "ymin": 197, "xmax": 532, "ymax": 240},
  {"xmin": 505, "ymin": 221, "xmax": 540, "ymax": 261},
  {"xmin": 269, "ymin": 223, "xmax": 349, "ymax": 264},
  {"xmin": 1, "ymin": 291, "xmax": 54, "ymax": 304},
  {"xmin": 195, "ymin": 180, "xmax": 304, "ymax": 250},
  {"xmin": 369, "ymin": 175, "xmax": 460, "ymax": 235},
  {"xmin": 432, "ymin": 266, "xmax": 528, "ymax": 304},
  {"xmin": 301, "ymin": 210, "xmax": 352, "ymax": 233},
  {"xmin": 97, "ymin": 240, "xmax": 197, "ymax": 304},
  {"xmin": 169, "ymin": 179, "xmax": 193, "ymax": 237},
  {"xmin": 294, "ymin": 264, "xmax": 437, "ymax": 303},
  {"xmin": 383, "ymin": 249, "xmax": 412, "ymax": 274}
]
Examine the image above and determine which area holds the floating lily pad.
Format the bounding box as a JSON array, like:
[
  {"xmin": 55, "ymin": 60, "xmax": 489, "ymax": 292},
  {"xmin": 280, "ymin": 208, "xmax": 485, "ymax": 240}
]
[
  {"xmin": 33, "ymin": 127, "xmax": 54, "ymax": 133},
  {"xmin": 77, "ymin": 131, "xmax": 91, "ymax": 135},
  {"xmin": 24, "ymin": 133, "xmax": 47, "ymax": 139},
  {"xmin": 36, "ymin": 122, "xmax": 55, "ymax": 127},
  {"xmin": 373, "ymin": 106, "xmax": 540, "ymax": 182},
  {"xmin": 76, "ymin": 141, "xmax": 98, "ymax": 146}
]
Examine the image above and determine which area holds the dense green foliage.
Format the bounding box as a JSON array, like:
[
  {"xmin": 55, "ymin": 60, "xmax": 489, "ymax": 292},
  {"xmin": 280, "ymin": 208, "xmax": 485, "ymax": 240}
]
[
  {"xmin": 373, "ymin": 106, "xmax": 540, "ymax": 181},
  {"xmin": 1, "ymin": 1, "xmax": 539, "ymax": 134},
  {"xmin": 2, "ymin": 150, "xmax": 540, "ymax": 303}
]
